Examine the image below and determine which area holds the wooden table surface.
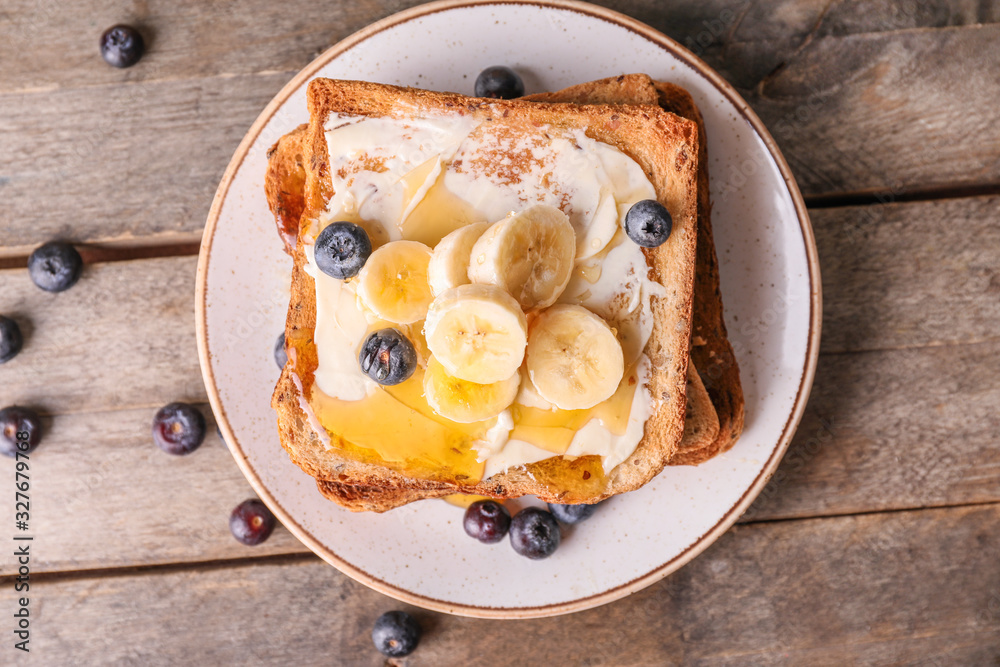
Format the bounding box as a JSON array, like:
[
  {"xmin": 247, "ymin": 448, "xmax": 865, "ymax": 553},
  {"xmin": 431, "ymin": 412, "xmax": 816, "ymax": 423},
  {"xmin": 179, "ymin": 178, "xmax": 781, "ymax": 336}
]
[{"xmin": 2, "ymin": 0, "xmax": 999, "ymax": 664}]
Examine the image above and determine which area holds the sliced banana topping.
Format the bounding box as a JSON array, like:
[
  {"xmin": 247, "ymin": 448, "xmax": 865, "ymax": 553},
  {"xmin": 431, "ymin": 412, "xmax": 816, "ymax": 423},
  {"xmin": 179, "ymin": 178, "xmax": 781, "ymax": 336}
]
[
  {"xmin": 357, "ymin": 240, "xmax": 433, "ymax": 324},
  {"xmin": 467, "ymin": 204, "xmax": 576, "ymax": 311},
  {"xmin": 575, "ymin": 190, "xmax": 619, "ymax": 260},
  {"xmin": 424, "ymin": 283, "xmax": 527, "ymax": 385},
  {"xmin": 427, "ymin": 221, "xmax": 490, "ymax": 296},
  {"xmin": 526, "ymin": 304, "xmax": 625, "ymax": 411},
  {"xmin": 423, "ymin": 356, "xmax": 520, "ymax": 423}
]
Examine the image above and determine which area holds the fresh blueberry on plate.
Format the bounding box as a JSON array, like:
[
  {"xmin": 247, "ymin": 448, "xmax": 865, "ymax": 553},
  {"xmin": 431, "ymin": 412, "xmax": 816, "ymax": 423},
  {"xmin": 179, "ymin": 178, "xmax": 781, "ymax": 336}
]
[
  {"xmin": 548, "ymin": 500, "xmax": 602, "ymax": 524},
  {"xmin": 358, "ymin": 329, "xmax": 417, "ymax": 386},
  {"xmin": 464, "ymin": 500, "xmax": 511, "ymax": 544},
  {"xmin": 0, "ymin": 406, "xmax": 42, "ymax": 457},
  {"xmin": 229, "ymin": 499, "xmax": 277, "ymax": 546},
  {"xmin": 0, "ymin": 316, "xmax": 23, "ymax": 364},
  {"xmin": 28, "ymin": 241, "xmax": 83, "ymax": 293},
  {"xmin": 314, "ymin": 222, "xmax": 372, "ymax": 279},
  {"xmin": 100, "ymin": 25, "xmax": 145, "ymax": 68},
  {"xmin": 151, "ymin": 402, "xmax": 206, "ymax": 455},
  {"xmin": 474, "ymin": 65, "xmax": 525, "ymax": 99},
  {"xmin": 510, "ymin": 507, "xmax": 561, "ymax": 559},
  {"xmin": 274, "ymin": 332, "xmax": 288, "ymax": 369},
  {"xmin": 371, "ymin": 610, "xmax": 421, "ymax": 657},
  {"xmin": 624, "ymin": 199, "xmax": 673, "ymax": 247}
]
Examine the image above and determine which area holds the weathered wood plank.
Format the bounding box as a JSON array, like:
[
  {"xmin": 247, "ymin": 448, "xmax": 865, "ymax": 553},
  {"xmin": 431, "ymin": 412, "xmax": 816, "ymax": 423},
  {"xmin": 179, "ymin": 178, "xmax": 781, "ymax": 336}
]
[
  {"xmin": 0, "ymin": 256, "xmax": 208, "ymax": 414},
  {"xmin": 2, "ymin": 0, "xmax": 993, "ymax": 93},
  {"xmin": 3, "ymin": 504, "xmax": 996, "ymax": 664},
  {"xmin": 2, "ymin": 7, "xmax": 1000, "ymax": 251},
  {"xmin": 0, "ymin": 405, "xmax": 305, "ymax": 577},
  {"xmin": 0, "ymin": 73, "xmax": 287, "ymax": 258},
  {"xmin": 740, "ymin": 24, "xmax": 1000, "ymax": 198},
  {"xmin": 815, "ymin": 195, "xmax": 1000, "ymax": 353},
  {"xmin": 744, "ymin": 337, "xmax": 1000, "ymax": 521}
]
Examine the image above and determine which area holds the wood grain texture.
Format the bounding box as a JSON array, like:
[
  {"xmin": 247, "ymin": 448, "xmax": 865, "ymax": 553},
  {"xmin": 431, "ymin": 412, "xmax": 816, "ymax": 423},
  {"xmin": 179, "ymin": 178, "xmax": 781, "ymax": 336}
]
[
  {"xmin": 0, "ymin": 256, "xmax": 208, "ymax": 414},
  {"xmin": 816, "ymin": 195, "xmax": 1000, "ymax": 353},
  {"xmin": 743, "ymin": 337, "xmax": 1000, "ymax": 521},
  {"xmin": 2, "ymin": 2, "xmax": 1000, "ymax": 251},
  {"xmin": 3, "ymin": 504, "xmax": 997, "ymax": 665},
  {"xmin": 0, "ymin": 406, "xmax": 306, "ymax": 576}
]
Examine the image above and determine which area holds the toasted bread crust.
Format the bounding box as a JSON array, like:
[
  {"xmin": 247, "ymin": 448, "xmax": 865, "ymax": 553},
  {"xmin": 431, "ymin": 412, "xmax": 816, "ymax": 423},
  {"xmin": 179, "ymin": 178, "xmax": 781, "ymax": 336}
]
[
  {"xmin": 264, "ymin": 124, "xmax": 309, "ymax": 254},
  {"xmin": 652, "ymin": 81, "xmax": 745, "ymax": 464},
  {"xmin": 272, "ymin": 79, "xmax": 700, "ymax": 509}
]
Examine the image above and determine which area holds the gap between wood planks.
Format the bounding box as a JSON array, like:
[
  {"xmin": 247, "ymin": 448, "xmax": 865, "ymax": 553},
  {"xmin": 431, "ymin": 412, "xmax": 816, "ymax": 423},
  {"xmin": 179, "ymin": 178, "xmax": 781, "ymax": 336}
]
[
  {"xmin": 0, "ymin": 240, "xmax": 201, "ymax": 269},
  {"xmin": 3, "ymin": 185, "xmax": 999, "ymax": 269},
  {"xmin": 4, "ymin": 499, "xmax": 998, "ymax": 585}
]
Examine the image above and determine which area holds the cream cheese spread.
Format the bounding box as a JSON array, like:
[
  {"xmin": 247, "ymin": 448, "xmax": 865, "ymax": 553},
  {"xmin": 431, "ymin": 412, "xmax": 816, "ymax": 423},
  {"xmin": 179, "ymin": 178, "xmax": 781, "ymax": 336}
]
[{"xmin": 301, "ymin": 110, "xmax": 666, "ymax": 478}]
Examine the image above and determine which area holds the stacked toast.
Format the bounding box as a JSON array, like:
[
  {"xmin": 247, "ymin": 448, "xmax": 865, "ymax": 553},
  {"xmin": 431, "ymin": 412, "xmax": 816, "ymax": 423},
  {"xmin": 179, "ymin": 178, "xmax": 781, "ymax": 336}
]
[{"xmin": 267, "ymin": 74, "xmax": 743, "ymax": 511}]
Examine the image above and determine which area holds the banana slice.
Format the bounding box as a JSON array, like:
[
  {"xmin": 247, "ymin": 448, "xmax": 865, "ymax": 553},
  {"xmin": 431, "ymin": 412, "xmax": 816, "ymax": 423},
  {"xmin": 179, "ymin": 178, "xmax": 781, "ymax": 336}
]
[
  {"xmin": 427, "ymin": 221, "xmax": 490, "ymax": 296},
  {"xmin": 424, "ymin": 356, "xmax": 520, "ymax": 423},
  {"xmin": 356, "ymin": 240, "xmax": 433, "ymax": 324},
  {"xmin": 575, "ymin": 190, "xmax": 619, "ymax": 260},
  {"xmin": 424, "ymin": 283, "xmax": 527, "ymax": 384},
  {"xmin": 526, "ymin": 304, "xmax": 624, "ymax": 410},
  {"xmin": 467, "ymin": 205, "xmax": 576, "ymax": 311}
]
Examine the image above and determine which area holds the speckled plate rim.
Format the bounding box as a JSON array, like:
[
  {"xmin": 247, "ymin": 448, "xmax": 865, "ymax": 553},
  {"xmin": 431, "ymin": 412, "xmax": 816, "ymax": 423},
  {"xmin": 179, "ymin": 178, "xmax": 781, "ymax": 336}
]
[{"xmin": 196, "ymin": 0, "xmax": 821, "ymax": 619}]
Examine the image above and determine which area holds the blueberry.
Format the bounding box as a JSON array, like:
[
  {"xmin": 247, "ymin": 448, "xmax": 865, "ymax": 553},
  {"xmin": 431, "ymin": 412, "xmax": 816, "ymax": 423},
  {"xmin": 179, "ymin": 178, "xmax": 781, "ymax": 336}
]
[
  {"xmin": 358, "ymin": 329, "xmax": 417, "ymax": 386},
  {"xmin": 0, "ymin": 316, "xmax": 23, "ymax": 364},
  {"xmin": 229, "ymin": 499, "xmax": 277, "ymax": 546},
  {"xmin": 274, "ymin": 332, "xmax": 288, "ymax": 369},
  {"xmin": 371, "ymin": 611, "xmax": 421, "ymax": 657},
  {"xmin": 509, "ymin": 507, "xmax": 561, "ymax": 559},
  {"xmin": 474, "ymin": 65, "xmax": 525, "ymax": 99},
  {"xmin": 0, "ymin": 407, "xmax": 42, "ymax": 457},
  {"xmin": 28, "ymin": 241, "xmax": 83, "ymax": 293},
  {"xmin": 100, "ymin": 25, "xmax": 145, "ymax": 68},
  {"xmin": 548, "ymin": 500, "xmax": 602, "ymax": 525},
  {"xmin": 464, "ymin": 500, "xmax": 511, "ymax": 544},
  {"xmin": 624, "ymin": 200, "xmax": 673, "ymax": 248},
  {"xmin": 151, "ymin": 402, "xmax": 206, "ymax": 455},
  {"xmin": 314, "ymin": 222, "xmax": 371, "ymax": 279}
]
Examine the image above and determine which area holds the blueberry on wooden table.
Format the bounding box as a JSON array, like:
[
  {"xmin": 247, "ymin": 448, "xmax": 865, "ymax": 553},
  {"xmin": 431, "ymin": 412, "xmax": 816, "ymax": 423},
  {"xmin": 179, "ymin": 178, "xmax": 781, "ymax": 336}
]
[
  {"xmin": 358, "ymin": 329, "xmax": 417, "ymax": 386},
  {"xmin": 371, "ymin": 611, "xmax": 421, "ymax": 657},
  {"xmin": 510, "ymin": 507, "xmax": 561, "ymax": 559},
  {"xmin": 464, "ymin": 500, "xmax": 511, "ymax": 544},
  {"xmin": 0, "ymin": 316, "xmax": 23, "ymax": 364},
  {"xmin": 548, "ymin": 500, "xmax": 602, "ymax": 525},
  {"xmin": 151, "ymin": 402, "xmax": 206, "ymax": 455},
  {"xmin": 624, "ymin": 199, "xmax": 673, "ymax": 248},
  {"xmin": 229, "ymin": 499, "xmax": 276, "ymax": 546},
  {"xmin": 100, "ymin": 25, "xmax": 145, "ymax": 68},
  {"xmin": 0, "ymin": 406, "xmax": 42, "ymax": 457},
  {"xmin": 314, "ymin": 221, "xmax": 372, "ymax": 279},
  {"xmin": 474, "ymin": 65, "xmax": 525, "ymax": 99},
  {"xmin": 27, "ymin": 241, "xmax": 83, "ymax": 293},
  {"xmin": 274, "ymin": 332, "xmax": 288, "ymax": 369}
]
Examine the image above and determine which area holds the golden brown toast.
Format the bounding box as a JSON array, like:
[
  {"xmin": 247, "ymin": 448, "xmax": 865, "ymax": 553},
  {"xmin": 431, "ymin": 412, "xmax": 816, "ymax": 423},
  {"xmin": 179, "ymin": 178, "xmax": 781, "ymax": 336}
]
[
  {"xmin": 527, "ymin": 74, "xmax": 744, "ymax": 465},
  {"xmin": 263, "ymin": 116, "xmax": 721, "ymax": 513},
  {"xmin": 271, "ymin": 79, "xmax": 700, "ymax": 509},
  {"xmin": 261, "ymin": 77, "xmax": 745, "ymax": 468}
]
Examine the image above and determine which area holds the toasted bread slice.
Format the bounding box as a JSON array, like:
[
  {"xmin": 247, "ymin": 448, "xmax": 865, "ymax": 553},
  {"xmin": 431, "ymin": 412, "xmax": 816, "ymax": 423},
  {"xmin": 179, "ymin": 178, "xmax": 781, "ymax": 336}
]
[
  {"xmin": 527, "ymin": 74, "xmax": 744, "ymax": 465},
  {"xmin": 272, "ymin": 79, "xmax": 700, "ymax": 508}
]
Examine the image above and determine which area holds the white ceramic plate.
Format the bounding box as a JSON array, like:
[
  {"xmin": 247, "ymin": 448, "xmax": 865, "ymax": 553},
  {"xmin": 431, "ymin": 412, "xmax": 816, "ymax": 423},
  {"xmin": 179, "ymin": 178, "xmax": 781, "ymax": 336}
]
[{"xmin": 197, "ymin": 0, "xmax": 820, "ymax": 618}]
